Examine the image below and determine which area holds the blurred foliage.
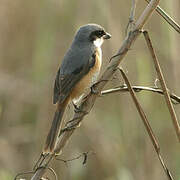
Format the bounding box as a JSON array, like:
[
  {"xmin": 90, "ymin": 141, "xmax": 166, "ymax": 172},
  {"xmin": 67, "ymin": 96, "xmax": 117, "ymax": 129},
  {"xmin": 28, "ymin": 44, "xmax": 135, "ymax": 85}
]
[{"xmin": 0, "ymin": 0, "xmax": 180, "ymax": 179}]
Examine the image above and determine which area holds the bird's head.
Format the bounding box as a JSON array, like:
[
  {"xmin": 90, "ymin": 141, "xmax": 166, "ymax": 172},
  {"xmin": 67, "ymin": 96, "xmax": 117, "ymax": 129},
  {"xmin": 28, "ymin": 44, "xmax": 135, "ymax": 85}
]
[{"xmin": 74, "ymin": 24, "xmax": 111, "ymax": 47}]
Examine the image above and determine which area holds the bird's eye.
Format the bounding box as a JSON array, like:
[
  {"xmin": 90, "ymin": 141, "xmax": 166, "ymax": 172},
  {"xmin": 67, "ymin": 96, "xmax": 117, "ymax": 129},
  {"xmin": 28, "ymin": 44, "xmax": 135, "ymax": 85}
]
[
  {"xmin": 96, "ymin": 30, "xmax": 105, "ymax": 37},
  {"xmin": 89, "ymin": 30, "xmax": 105, "ymax": 41}
]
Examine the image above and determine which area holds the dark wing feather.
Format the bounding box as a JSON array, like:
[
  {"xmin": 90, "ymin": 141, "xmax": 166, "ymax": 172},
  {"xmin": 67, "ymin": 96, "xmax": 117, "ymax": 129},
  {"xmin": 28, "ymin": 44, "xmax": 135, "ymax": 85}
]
[{"xmin": 53, "ymin": 48, "xmax": 96, "ymax": 104}]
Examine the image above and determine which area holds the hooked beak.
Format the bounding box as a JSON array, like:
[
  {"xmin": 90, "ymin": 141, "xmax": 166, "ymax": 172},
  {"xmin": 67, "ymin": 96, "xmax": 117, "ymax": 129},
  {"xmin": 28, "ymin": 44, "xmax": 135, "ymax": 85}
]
[{"xmin": 103, "ymin": 32, "xmax": 111, "ymax": 39}]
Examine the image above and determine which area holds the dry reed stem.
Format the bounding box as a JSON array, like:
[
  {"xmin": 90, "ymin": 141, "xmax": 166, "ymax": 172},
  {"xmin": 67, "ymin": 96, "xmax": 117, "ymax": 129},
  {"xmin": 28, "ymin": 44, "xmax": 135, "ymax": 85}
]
[
  {"xmin": 101, "ymin": 86, "xmax": 180, "ymax": 104},
  {"xmin": 119, "ymin": 68, "xmax": 174, "ymax": 180},
  {"xmin": 145, "ymin": 0, "xmax": 180, "ymax": 33},
  {"xmin": 125, "ymin": 0, "xmax": 136, "ymax": 34},
  {"xmin": 143, "ymin": 30, "xmax": 180, "ymax": 142}
]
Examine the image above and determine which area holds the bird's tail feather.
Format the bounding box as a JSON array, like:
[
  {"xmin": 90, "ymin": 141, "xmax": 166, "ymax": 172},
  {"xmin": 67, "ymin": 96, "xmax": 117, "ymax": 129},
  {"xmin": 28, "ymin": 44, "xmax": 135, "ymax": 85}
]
[{"xmin": 43, "ymin": 99, "xmax": 69, "ymax": 154}]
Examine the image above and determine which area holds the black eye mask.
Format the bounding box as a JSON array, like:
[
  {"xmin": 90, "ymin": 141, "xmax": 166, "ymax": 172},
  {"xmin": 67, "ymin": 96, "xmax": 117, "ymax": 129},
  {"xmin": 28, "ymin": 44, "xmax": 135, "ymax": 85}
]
[{"xmin": 89, "ymin": 30, "xmax": 105, "ymax": 41}]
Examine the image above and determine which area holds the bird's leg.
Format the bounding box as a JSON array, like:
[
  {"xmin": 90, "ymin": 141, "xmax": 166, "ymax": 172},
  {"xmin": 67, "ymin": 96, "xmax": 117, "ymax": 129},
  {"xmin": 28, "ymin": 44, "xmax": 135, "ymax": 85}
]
[
  {"xmin": 72, "ymin": 101, "xmax": 88, "ymax": 114},
  {"xmin": 72, "ymin": 101, "xmax": 81, "ymax": 113},
  {"xmin": 90, "ymin": 85, "xmax": 99, "ymax": 94},
  {"xmin": 91, "ymin": 79, "xmax": 109, "ymax": 95}
]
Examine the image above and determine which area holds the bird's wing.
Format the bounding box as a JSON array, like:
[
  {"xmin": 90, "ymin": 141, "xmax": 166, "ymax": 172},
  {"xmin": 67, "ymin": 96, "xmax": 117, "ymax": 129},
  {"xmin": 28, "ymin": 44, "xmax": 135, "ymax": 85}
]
[{"xmin": 53, "ymin": 48, "xmax": 96, "ymax": 104}]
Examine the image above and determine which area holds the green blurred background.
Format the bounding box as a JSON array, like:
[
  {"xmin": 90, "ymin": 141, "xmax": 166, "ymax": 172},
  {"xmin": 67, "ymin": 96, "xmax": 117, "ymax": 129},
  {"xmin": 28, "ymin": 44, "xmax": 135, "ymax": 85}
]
[{"xmin": 0, "ymin": 0, "xmax": 180, "ymax": 179}]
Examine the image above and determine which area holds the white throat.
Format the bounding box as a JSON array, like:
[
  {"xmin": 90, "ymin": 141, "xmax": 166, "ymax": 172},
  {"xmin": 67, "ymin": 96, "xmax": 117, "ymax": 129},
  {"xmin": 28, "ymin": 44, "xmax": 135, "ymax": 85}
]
[{"xmin": 93, "ymin": 37, "xmax": 104, "ymax": 48}]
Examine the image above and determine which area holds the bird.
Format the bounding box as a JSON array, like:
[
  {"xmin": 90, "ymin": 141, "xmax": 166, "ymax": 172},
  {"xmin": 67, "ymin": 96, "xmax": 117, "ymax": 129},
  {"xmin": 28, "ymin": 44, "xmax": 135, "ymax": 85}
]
[{"xmin": 43, "ymin": 24, "xmax": 111, "ymax": 154}]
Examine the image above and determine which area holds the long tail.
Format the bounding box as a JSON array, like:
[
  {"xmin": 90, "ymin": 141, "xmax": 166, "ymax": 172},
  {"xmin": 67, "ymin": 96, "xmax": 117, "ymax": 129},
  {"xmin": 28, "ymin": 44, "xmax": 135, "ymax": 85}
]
[{"xmin": 43, "ymin": 98, "xmax": 69, "ymax": 154}]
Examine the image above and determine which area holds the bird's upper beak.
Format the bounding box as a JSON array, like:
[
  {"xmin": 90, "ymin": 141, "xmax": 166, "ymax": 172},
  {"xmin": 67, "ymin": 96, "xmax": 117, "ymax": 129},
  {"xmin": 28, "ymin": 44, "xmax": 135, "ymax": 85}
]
[{"xmin": 103, "ymin": 32, "xmax": 111, "ymax": 39}]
